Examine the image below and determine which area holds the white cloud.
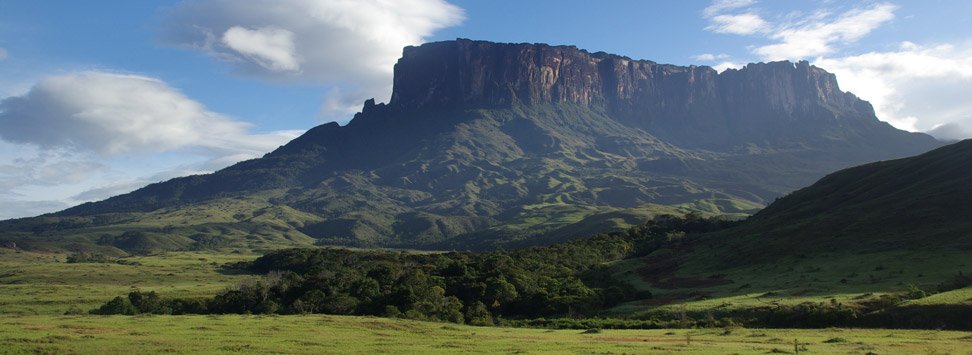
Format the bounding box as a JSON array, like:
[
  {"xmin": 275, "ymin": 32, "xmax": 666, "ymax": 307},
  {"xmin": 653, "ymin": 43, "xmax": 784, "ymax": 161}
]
[
  {"xmin": 702, "ymin": 1, "xmax": 897, "ymax": 61},
  {"xmin": 222, "ymin": 26, "xmax": 300, "ymax": 72},
  {"xmin": 697, "ymin": 1, "xmax": 972, "ymax": 139},
  {"xmin": 754, "ymin": 3, "xmax": 897, "ymax": 60},
  {"xmin": 692, "ymin": 53, "xmax": 730, "ymax": 61},
  {"xmin": 707, "ymin": 13, "xmax": 768, "ymax": 35},
  {"xmin": 0, "ymin": 47, "xmax": 7, "ymax": 60},
  {"xmin": 0, "ymin": 199, "xmax": 69, "ymax": 220},
  {"xmin": 159, "ymin": 0, "xmax": 465, "ymax": 118},
  {"xmin": 0, "ymin": 151, "xmax": 105, "ymax": 191},
  {"xmin": 927, "ymin": 122, "xmax": 972, "ymax": 142},
  {"xmin": 0, "ymin": 72, "xmax": 304, "ymax": 219},
  {"xmin": 713, "ymin": 61, "xmax": 746, "ymax": 73},
  {"xmin": 703, "ymin": 0, "xmax": 756, "ymax": 18},
  {"xmin": 0, "ymin": 71, "xmax": 299, "ymax": 156},
  {"xmin": 814, "ymin": 42, "xmax": 972, "ymax": 137}
]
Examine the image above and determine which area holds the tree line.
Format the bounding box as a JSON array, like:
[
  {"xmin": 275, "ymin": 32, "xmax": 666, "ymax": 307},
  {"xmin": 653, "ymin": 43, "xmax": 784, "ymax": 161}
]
[{"xmin": 92, "ymin": 213, "xmax": 733, "ymax": 324}]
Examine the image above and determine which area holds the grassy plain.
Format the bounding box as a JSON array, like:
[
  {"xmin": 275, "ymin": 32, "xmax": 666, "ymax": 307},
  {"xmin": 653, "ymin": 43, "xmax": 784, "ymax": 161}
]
[
  {"xmin": 2, "ymin": 314, "xmax": 971, "ymax": 354},
  {"xmin": 1, "ymin": 249, "xmax": 970, "ymax": 354},
  {"xmin": 0, "ymin": 249, "xmax": 257, "ymax": 315}
]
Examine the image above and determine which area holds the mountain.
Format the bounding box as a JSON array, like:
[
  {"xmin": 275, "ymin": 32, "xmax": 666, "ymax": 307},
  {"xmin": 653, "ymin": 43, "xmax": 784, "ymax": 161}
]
[
  {"xmin": 87, "ymin": 140, "xmax": 972, "ymax": 329},
  {"xmin": 0, "ymin": 39, "xmax": 942, "ymax": 254}
]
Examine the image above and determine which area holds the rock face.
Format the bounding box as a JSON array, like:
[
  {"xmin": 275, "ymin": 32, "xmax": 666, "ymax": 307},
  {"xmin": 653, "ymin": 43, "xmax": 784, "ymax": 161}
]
[
  {"xmin": 387, "ymin": 39, "xmax": 881, "ymax": 148},
  {"xmin": 5, "ymin": 39, "xmax": 944, "ymax": 252}
]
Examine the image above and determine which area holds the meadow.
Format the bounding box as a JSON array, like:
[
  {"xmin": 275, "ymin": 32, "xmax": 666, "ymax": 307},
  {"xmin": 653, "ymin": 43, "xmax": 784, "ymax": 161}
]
[
  {"xmin": 1, "ymin": 248, "xmax": 971, "ymax": 353},
  {"xmin": 0, "ymin": 249, "xmax": 257, "ymax": 315},
  {"xmin": 3, "ymin": 314, "xmax": 972, "ymax": 354}
]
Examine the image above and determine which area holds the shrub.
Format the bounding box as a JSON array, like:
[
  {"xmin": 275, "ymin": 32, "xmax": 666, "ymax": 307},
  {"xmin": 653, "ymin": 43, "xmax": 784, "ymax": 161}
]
[{"xmin": 92, "ymin": 296, "xmax": 138, "ymax": 315}]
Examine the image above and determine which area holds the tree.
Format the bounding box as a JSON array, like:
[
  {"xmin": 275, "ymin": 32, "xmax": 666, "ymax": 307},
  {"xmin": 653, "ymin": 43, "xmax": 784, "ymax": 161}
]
[{"xmin": 464, "ymin": 301, "xmax": 493, "ymax": 326}]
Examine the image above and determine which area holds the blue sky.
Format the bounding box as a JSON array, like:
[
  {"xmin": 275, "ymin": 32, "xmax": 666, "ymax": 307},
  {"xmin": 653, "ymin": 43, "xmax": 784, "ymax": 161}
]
[{"xmin": 1, "ymin": 0, "xmax": 971, "ymax": 219}]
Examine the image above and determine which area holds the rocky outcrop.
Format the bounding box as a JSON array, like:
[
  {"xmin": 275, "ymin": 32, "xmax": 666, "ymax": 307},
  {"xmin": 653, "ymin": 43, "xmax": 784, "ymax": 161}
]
[{"xmin": 386, "ymin": 39, "xmax": 888, "ymax": 147}]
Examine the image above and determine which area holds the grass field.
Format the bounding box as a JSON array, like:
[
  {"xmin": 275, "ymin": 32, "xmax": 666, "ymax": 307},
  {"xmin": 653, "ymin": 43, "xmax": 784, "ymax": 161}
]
[
  {"xmin": 604, "ymin": 248, "xmax": 972, "ymax": 318},
  {"xmin": 2, "ymin": 314, "xmax": 971, "ymax": 354},
  {"xmin": 0, "ymin": 249, "xmax": 257, "ymax": 315},
  {"xmin": 1, "ymin": 249, "xmax": 970, "ymax": 353}
]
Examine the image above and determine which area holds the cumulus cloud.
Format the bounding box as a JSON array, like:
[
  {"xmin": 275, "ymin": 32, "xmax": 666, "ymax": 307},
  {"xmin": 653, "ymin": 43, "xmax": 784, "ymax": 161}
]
[
  {"xmin": 0, "ymin": 72, "xmax": 304, "ymax": 219},
  {"xmin": 158, "ymin": 0, "xmax": 465, "ymax": 118},
  {"xmin": 0, "ymin": 71, "xmax": 300, "ymax": 156},
  {"xmin": 754, "ymin": 3, "xmax": 897, "ymax": 60},
  {"xmin": 814, "ymin": 42, "xmax": 972, "ymax": 137},
  {"xmin": 707, "ymin": 13, "xmax": 768, "ymax": 35}
]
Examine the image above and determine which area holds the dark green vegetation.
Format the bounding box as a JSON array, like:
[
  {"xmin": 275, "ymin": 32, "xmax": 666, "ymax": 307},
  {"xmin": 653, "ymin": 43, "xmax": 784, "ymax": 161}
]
[
  {"xmin": 712, "ymin": 138, "xmax": 972, "ymax": 260},
  {"xmin": 0, "ymin": 40, "xmax": 940, "ymax": 253},
  {"xmin": 90, "ymin": 215, "xmax": 729, "ymax": 323}
]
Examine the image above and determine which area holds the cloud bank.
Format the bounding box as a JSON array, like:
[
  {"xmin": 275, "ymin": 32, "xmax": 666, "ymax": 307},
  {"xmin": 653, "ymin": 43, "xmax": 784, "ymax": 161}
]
[
  {"xmin": 0, "ymin": 71, "xmax": 299, "ymax": 156},
  {"xmin": 158, "ymin": 0, "xmax": 465, "ymax": 118}
]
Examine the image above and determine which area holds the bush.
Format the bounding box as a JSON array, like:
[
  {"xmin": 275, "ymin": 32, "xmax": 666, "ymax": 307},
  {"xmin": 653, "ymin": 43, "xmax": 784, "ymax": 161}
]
[
  {"xmin": 92, "ymin": 296, "xmax": 138, "ymax": 315},
  {"xmin": 936, "ymin": 271, "xmax": 972, "ymax": 293}
]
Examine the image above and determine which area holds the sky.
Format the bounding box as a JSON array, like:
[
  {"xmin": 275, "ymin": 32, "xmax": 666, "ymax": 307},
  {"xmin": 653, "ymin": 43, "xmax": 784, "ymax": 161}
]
[{"xmin": 1, "ymin": 0, "xmax": 971, "ymax": 219}]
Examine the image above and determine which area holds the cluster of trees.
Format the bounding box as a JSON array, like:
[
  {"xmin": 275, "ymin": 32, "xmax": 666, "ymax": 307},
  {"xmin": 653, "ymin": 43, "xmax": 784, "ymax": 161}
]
[{"xmin": 92, "ymin": 214, "xmax": 734, "ymax": 324}]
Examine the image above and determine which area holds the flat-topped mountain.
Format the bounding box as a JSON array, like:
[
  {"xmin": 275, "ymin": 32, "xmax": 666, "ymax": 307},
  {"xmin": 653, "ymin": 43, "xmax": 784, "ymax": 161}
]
[
  {"xmin": 389, "ymin": 40, "xmax": 888, "ymax": 149},
  {"xmin": 0, "ymin": 39, "xmax": 942, "ymax": 253}
]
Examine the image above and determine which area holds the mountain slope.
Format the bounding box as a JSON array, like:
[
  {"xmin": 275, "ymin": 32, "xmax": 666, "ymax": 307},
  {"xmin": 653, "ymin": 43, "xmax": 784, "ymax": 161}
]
[
  {"xmin": 0, "ymin": 39, "xmax": 942, "ymax": 253},
  {"xmin": 604, "ymin": 140, "xmax": 972, "ymax": 322},
  {"xmin": 712, "ymin": 138, "xmax": 972, "ymax": 260}
]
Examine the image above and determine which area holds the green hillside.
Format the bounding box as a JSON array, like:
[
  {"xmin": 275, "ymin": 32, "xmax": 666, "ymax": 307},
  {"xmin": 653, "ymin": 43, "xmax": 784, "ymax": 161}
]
[{"xmin": 604, "ymin": 140, "xmax": 972, "ymax": 326}]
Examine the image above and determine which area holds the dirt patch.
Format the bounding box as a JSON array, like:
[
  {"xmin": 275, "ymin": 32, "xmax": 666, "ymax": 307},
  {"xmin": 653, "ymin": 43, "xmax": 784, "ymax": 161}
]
[
  {"xmin": 636, "ymin": 255, "xmax": 681, "ymax": 283},
  {"xmin": 653, "ymin": 275, "xmax": 733, "ymax": 289},
  {"xmin": 636, "ymin": 254, "xmax": 733, "ymax": 290},
  {"xmin": 593, "ymin": 336, "xmax": 695, "ymax": 343},
  {"xmin": 638, "ymin": 291, "xmax": 713, "ymax": 306},
  {"xmin": 789, "ymin": 288, "xmax": 816, "ymax": 296}
]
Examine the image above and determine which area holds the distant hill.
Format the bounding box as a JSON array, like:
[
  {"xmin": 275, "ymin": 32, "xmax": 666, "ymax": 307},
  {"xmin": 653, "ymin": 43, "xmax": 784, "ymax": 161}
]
[
  {"xmin": 708, "ymin": 138, "xmax": 972, "ymax": 263},
  {"xmin": 0, "ymin": 39, "xmax": 942, "ymax": 253},
  {"xmin": 602, "ymin": 140, "xmax": 972, "ymax": 326}
]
